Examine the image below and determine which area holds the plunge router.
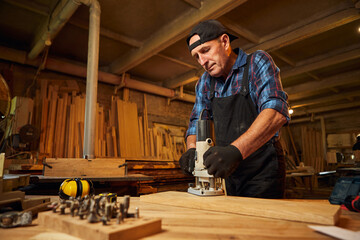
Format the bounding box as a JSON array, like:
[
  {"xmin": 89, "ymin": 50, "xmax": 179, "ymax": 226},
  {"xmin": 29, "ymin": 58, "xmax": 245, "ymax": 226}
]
[{"xmin": 188, "ymin": 109, "xmax": 224, "ymax": 196}]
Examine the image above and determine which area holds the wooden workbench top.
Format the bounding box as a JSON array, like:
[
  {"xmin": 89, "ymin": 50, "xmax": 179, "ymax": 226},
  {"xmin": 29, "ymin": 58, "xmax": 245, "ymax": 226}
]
[{"xmin": 1, "ymin": 193, "xmax": 359, "ymax": 240}]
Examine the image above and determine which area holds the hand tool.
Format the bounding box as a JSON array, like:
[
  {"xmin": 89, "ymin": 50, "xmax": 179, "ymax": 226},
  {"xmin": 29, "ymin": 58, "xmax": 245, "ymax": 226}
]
[
  {"xmin": 0, "ymin": 211, "xmax": 32, "ymax": 228},
  {"xmin": 188, "ymin": 109, "xmax": 223, "ymax": 196}
]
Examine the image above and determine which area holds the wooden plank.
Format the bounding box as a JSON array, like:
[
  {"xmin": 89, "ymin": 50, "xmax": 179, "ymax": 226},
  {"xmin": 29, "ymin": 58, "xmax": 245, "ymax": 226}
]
[
  {"xmin": 38, "ymin": 210, "xmax": 161, "ymax": 240},
  {"xmin": 46, "ymin": 90, "xmax": 58, "ymax": 156},
  {"xmin": 286, "ymin": 126, "xmax": 300, "ymax": 165},
  {"xmin": 0, "ymin": 153, "xmax": 4, "ymax": 179},
  {"xmin": 111, "ymin": 126, "xmax": 118, "ymax": 157},
  {"xmin": 149, "ymin": 129, "xmax": 154, "ymax": 157},
  {"xmin": 0, "ymin": 190, "xmax": 25, "ymax": 201},
  {"xmin": 128, "ymin": 102, "xmax": 141, "ymax": 157},
  {"xmin": 64, "ymin": 100, "xmax": 71, "ymax": 157},
  {"xmin": 140, "ymin": 191, "xmax": 340, "ymax": 226},
  {"xmin": 54, "ymin": 97, "xmax": 64, "ymax": 157},
  {"xmin": 117, "ymin": 98, "xmax": 126, "ymax": 157},
  {"xmin": 123, "ymin": 88, "xmax": 129, "ymax": 101},
  {"xmin": 22, "ymin": 197, "xmax": 50, "ymax": 210},
  {"xmin": 138, "ymin": 116, "xmax": 144, "ymax": 157},
  {"xmin": 68, "ymin": 103, "xmax": 75, "ymax": 158},
  {"xmin": 122, "ymin": 101, "xmax": 133, "ymax": 157},
  {"xmin": 43, "ymin": 158, "xmax": 126, "ymax": 177},
  {"xmin": 143, "ymin": 94, "xmax": 150, "ymax": 156},
  {"xmin": 39, "ymin": 99, "xmax": 48, "ymax": 153}
]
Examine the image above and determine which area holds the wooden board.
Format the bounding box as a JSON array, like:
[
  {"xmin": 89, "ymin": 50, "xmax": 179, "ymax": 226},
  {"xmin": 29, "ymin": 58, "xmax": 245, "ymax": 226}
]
[
  {"xmin": 2, "ymin": 174, "xmax": 30, "ymax": 192},
  {"xmin": 43, "ymin": 158, "xmax": 125, "ymax": 177},
  {"xmin": 140, "ymin": 191, "xmax": 340, "ymax": 225},
  {"xmin": 38, "ymin": 211, "xmax": 161, "ymax": 240}
]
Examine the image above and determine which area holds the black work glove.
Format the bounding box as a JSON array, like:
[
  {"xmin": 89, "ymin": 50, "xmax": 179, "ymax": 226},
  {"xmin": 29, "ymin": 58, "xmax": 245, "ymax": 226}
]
[
  {"xmin": 203, "ymin": 145, "xmax": 243, "ymax": 178},
  {"xmin": 179, "ymin": 148, "xmax": 196, "ymax": 176}
]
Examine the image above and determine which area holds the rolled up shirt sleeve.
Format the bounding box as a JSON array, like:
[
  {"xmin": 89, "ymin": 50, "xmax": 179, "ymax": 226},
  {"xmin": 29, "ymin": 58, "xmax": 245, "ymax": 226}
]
[{"xmin": 250, "ymin": 50, "xmax": 290, "ymax": 123}]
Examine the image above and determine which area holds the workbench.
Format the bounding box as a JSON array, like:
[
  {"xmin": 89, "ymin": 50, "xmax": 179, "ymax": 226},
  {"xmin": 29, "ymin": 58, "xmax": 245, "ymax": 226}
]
[{"xmin": 1, "ymin": 193, "xmax": 359, "ymax": 239}]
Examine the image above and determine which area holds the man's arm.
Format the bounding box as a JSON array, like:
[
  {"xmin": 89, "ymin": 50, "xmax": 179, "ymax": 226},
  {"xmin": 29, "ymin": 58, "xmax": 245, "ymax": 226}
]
[
  {"xmin": 231, "ymin": 108, "xmax": 287, "ymax": 159},
  {"xmin": 186, "ymin": 135, "xmax": 196, "ymax": 150}
]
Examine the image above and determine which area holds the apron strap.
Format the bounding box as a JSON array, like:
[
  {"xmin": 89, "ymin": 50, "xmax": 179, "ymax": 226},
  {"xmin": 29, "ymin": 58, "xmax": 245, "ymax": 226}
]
[
  {"xmin": 240, "ymin": 53, "xmax": 253, "ymax": 96},
  {"xmin": 210, "ymin": 75, "xmax": 216, "ymax": 100},
  {"xmin": 210, "ymin": 53, "xmax": 253, "ymax": 99}
]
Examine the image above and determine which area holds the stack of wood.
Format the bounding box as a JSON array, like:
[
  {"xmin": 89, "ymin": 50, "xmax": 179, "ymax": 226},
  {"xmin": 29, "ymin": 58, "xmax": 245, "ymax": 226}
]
[
  {"xmin": 36, "ymin": 84, "xmax": 186, "ymax": 161},
  {"xmin": 301, "ymin": 126, "xmax": 325, "ymax": 173},
  {"xmin": 37, "ymin": 85, "xmax": 86, "ymax": 158},
  {"xmin": 108, "ymin": 94, "xmax": 186, "ymax": 160}
]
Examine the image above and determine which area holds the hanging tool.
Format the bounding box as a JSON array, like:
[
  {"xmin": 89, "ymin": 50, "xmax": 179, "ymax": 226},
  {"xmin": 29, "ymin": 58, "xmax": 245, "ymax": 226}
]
[{"xmin": 188, "ymin": 109, "xmax": 223, "ymax": 196}]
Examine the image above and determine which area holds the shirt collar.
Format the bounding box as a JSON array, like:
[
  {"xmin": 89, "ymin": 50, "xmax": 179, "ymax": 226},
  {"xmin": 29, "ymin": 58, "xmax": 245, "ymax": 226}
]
[{"xmin": 232, "ymin": 48, "xmax": 247, "ymax": 70}]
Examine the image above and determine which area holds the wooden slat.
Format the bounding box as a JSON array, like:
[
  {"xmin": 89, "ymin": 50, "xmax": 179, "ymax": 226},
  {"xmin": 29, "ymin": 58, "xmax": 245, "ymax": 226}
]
[
  {"xmin": 111, "ymin": 126, "xmax": 118, "ymax": 157},
  {"xmin": 45, "ymin": 90, "xmax": 58, "ymax": 156},
  {"xmin": 117, "ymin": 98, "xmax": 126, "ymax": 157},
  {"xmin": 68, "ymin": 103, "xmax": 75, "ymax": 158},
  {"xmin": 138, "ymin": 116, "xmax": 144, "ymax": 157},
  {"xmin": 143, "ymin": 94, "xmax": 150, "ymax": 156},
  {"xmin": 43, "ymin": 158, "xmax": 126, "ymax": 177},
  {"xmin": 140, "ymin": 191, "xmax": 340, "ymax": 225},
  {"xmin": 39, "ymin": 99, "xmax": 48, "ymax": 153},
  {"xmin": 53, "ymin": 97, "xmax": 64, "ymax": 157}
]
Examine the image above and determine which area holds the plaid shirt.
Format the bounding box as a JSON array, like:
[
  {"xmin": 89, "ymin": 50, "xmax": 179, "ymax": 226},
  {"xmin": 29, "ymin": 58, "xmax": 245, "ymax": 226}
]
[{"xmin": 186, "ymin": 48, "xmax": 290, "ymax": 138}]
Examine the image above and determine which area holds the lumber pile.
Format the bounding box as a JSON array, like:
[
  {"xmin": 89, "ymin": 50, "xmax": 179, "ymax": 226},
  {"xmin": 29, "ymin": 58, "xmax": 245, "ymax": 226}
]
[
  {"xmin": 35, "ymin": 83, "xmax": 186, "ymax": 161},
  {"xmin": 301, "ymin": 126, "xmax": 325, "ymax": 173}
]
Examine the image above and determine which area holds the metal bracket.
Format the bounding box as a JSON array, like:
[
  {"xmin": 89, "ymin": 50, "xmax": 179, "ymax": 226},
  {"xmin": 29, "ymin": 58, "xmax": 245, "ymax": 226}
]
[
  {"xmin": 167, "ymin": 85, "xmax": 184, "ymax": 105},
  {"xmin": 118, "ymin": 162, "xmax": 128, "ymax": 175},
  {"xmin": 114, "ymin": 73, "xmax": 127, "ymax": 94}
]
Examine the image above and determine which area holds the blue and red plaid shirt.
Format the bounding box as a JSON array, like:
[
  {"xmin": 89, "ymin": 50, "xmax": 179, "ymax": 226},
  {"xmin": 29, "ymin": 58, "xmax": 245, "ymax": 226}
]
[{"xmin": 186, "ymin": 48, "xmax": 290, "ymax": 138}]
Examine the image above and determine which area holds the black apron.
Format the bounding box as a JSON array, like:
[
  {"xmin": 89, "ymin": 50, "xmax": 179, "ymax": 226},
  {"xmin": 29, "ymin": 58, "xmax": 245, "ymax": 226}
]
[{"xmin": 210, "ymin": 54, "xmax": 285, "ymax": 198}]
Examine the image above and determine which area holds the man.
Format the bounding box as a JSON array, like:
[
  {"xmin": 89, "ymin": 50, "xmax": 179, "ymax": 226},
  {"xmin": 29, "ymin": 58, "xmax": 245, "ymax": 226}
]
[
  {"xmin": 353, "ymin": 135, "xmax": 360, "ymax": 163},
  {"xmin": 353, "ymin": 135, "xmax": 360, "ymax": 151},
  {"xmin": 179, "ymin": 20, "xmax": 290, "ymax": 198}
]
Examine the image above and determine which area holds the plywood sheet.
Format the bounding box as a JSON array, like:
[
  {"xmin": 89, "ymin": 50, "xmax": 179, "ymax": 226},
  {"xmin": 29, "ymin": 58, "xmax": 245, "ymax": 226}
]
[
  {"xmin": 140, "ymin": 191, "xmax": 340, "ymax": 225},
  {"xmin": 38, "ymin": 211, "xmax": 161, "ymax": 240},
  {"xmin": 43, "ymin": 158, "xmax": 125, "ymax": 177}
]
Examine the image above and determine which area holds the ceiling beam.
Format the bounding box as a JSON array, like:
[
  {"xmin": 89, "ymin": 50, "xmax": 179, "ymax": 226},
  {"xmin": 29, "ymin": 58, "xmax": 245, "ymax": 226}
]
[
  {"xmin": 156, "ymin": 5, "xmax": 360, "ymax": 89},
  {"xmin": 219, "ymin": 16, "xmax": 261, "ymax": 43},
  {"xmin": 69, "ymin": 19, "xmax": 143, "ymax": 48},
  {"xmin": 271, "ymin": 51, "xmax": 296, "ymax": 66},
  {"xmin": 291, "ymin": 101, "xmax": 360, "ymax": 118},
  {"xmin": 281, "ymin": 45, "xmax": 360, "ymax": 79},
  {"xmin": 161, "ymin": 45, "xmax": 360, "ymax": 90},
  {"xmin": 156, "ymin": 54, "xmax": 198, "ymax": 69},
  {"xmin": 182, "ymin": 0, "xmax": 202, "ymax": 9},
  {"xmin": 291, "ymin": 90, "xmax": 360, "ymax": 108},
  {"xmin": 245, "ymin": 3, "xmax": 360, "ymax": 53},
  {"xmin": 108, "ymin": 0, "xmax": 248, "ymax": 74},
  {"xmin": 286, "ymin": 69, "xmax": 360, "ymax": 100},
  {"xmin": 8, "ymin": 0, "xmax": 200, "ymax": 72},
  {"xmin": 4, "ymin": 0, "xmax": 50, "ymax": 15},
  {"xmin": 28, "ymin": 0, "xmax": 81, "ymax": 59},
  {"xmin": 164, "ymin": 69, "xmax": 204, "ymax": 88},
  {"xmin": 291, "ymin": 108, "xmax": 360, "ymax": 124}
]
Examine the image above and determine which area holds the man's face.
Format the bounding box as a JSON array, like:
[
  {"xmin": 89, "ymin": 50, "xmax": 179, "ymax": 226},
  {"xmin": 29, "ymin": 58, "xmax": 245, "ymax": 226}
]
[{"xmin": 189, "ymin": 34, "xmax": 228, "ymax": 78}]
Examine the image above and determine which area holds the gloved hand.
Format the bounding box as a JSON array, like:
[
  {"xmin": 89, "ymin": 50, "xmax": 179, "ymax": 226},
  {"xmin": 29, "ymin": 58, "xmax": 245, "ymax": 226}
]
[
  {"xmin": 203, "ymin": 145, "xmax": 243, "ymax": 178},
  {"xmin": 179, "ymin": 148, "xmax": 196, "ymax": 176}
]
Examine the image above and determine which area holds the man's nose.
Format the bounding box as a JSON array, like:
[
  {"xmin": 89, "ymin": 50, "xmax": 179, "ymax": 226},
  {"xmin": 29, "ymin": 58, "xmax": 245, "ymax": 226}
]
[{"xmin": 198, "ymin": 55, "xmax": 208, "ymax": 67}]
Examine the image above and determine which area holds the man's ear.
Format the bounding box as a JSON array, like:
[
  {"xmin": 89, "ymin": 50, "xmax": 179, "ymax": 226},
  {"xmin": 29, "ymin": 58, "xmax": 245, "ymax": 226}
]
[{"xmin": 220, "ymin": 34, "xmax": 231, "ymax": 50}]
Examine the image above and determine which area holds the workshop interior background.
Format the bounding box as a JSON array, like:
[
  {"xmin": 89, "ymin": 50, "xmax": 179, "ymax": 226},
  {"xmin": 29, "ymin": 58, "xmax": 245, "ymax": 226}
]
[{"xmin": 0, "ymin": 0, "xmax": 360, "ymax": 198}]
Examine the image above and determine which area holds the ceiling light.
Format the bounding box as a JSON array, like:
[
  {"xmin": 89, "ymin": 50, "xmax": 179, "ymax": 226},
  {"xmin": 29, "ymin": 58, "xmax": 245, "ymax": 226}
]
[{"xmin": 289, "ymin": 109, "xmax": 294, "ymax": 115}]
